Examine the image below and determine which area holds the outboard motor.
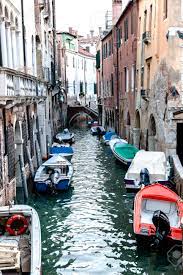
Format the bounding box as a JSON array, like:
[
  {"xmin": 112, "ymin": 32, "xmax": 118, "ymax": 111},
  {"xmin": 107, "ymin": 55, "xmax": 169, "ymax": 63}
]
[
  {"xmin": 140, "ymin": 168, "xmax": 150, "ymax": 187},
  {"xmin": 64, "ymin": 128, "xmax": 69, "ymax": 134},
  {"xmin": 152, "ymin": 210, "xmax": 170, "ymax": 247}
]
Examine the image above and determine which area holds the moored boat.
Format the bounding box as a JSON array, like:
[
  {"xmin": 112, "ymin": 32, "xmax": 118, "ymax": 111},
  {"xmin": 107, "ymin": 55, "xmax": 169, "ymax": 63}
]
[
  {"xmin": 109, "ymin": 137, "xmax": 127, "ymax": 151},
  {"xmin": 0, "ymin": 205, "xmax": 41, "ymax": 274},
  {"xmin": 50, "ymin": 143, "xmax": 74, "ymax": 161},
  {"xmin": 34, "ymin": 155, "xmax": 73, "ymax": 193},
  {"xmin": 102, "ymin": 131, "xmax": 118, "ymax": 145},
  {"xmin": 111, "ymin": 142, "xmax": 139, "ymax": 166},
  {"xmin": 91, "ymin": 126, "xmax": 106, "ymax": 136},
  {"xmin": 88, "ymin": 120, "xmax": 98, "ymax": 128},
  {"xmin": 124, "ymin": 151, "xmax": 171, "ymax": 192},
  {"xmin": 134, "ymin": 183, "xmax": 183, "ymax": 246},
  {"xmin": 56, "ymin": 128, "xmax": 75, "ymax": 144}
]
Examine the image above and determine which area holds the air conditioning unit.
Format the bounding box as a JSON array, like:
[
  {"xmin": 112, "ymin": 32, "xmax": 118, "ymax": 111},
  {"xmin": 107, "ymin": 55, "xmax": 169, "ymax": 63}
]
[
  {"xmin": 142, "ymin": 31, "xmax": 151, "ymax": 44},
  {"xmin": 141, "ymin": 89, "xmax": 149, "ymax": 101},
  {"xmin": 39, "ymin": 0, "xmax": 45, "ymax": 10}
]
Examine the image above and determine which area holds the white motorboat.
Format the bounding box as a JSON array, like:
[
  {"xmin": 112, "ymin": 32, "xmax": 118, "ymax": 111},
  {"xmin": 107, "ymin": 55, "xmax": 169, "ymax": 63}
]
[
  {"xmin": 109, "ymin": 137, "xmax": 127, "ymax": 151},
  {"xmin": 56, "ymin": 129, "xmax": 75, "ymax": 144},
  {"xmin": 34, "ymin": 155, "xmax": 74, "ymax": 192},
  {"xmin": 124, "ymin": 151, "xmax": 171, "ymax": 191},
  {"xmin": 0, "ymin": 205, "xmax": 41, "ymax": 274}
]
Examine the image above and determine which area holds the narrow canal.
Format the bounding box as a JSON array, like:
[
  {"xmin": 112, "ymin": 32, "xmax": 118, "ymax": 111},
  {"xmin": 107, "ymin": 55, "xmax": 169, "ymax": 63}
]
[{"xmin": 29, "ymin": 128, "xmax": 179, "ymax": 275}]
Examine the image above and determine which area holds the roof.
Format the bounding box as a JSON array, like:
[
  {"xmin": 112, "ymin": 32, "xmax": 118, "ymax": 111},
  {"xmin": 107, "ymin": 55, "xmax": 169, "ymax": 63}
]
[
  {"xmin": 116, "ymin": 0, "xmax": 133, "ymax": 26},
  {"xmin": 78, "ymin": 47, "xmax": 95, "ymax": 58},
  {"xmin": 101, "ymin": 29, "xmax": 112, "ymax": 42},
  {"xmin": 56, "ymin": 31, "xmax": 77, "ymax": 38}
]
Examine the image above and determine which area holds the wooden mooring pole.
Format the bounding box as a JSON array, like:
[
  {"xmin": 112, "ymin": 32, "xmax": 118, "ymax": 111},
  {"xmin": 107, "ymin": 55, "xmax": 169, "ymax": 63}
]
[
  {"xmin": 26, "ymin": 145, "xmax": 35, "ymax": 179},
  {"xmin": 19, "ymin": 154, "xmax": 28, "ymax": 202}
]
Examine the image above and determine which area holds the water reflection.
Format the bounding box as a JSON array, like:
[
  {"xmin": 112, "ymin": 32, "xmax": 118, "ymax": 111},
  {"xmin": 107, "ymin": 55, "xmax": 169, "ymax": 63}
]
[{"xmin": 29, "ymin": 128, "xmax": 180, "ymax": 275}]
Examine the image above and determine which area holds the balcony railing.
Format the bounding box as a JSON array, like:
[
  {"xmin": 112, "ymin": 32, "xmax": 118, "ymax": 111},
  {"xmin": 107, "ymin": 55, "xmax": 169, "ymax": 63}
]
[
  {"xmin": 141, "ymin": 88, "xmax": 150, "ymax": 101},
  {"xmin": 142, "ymin": 31, "xmax": 151, "ymax": 44},
  {"xmin": 39, "ymin": 0, "xmax": 45, "ymax": 10},
  {"xmin": 0, "ymin": 68, "xmax": 46, "ymax": 98}
]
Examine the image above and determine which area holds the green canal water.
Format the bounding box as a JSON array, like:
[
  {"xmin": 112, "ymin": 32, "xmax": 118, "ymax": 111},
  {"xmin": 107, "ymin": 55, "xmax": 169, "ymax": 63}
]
[{"xmin": 29, "ymin": 128, "xmax": 180, "ymax": 275}]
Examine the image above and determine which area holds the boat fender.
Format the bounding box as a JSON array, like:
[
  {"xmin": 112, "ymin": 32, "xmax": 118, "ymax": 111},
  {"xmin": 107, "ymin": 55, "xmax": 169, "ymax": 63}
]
[{"xmin": 6, "ymin": 214, "xmax": 28, "ymax": 236}]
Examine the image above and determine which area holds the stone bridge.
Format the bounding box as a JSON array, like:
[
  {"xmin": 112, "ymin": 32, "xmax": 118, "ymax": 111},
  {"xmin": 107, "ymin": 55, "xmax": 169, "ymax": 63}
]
[{"xmin": 67, "ymin": 105, "xmax": 98, "ymax": 125}]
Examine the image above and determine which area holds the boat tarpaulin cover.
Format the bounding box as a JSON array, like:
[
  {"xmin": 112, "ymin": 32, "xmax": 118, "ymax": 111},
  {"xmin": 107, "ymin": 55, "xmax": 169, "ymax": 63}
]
[
  {"xmin": 126, "ymin": 151, "xmax": 168, "ymax": 181},
  {"xmin": 114, "ymin": 143, "xmax": 139, "ymax": 160}
]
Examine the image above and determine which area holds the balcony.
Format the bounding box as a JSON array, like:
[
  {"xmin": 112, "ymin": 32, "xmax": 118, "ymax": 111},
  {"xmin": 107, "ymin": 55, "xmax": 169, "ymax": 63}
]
[
  {"xmin": 0, "ymin": 68, "xmax": 47, "ymax": 105},
  {"xmin": 141, "ymin": 89, "xmax": 150, "ymax": 101},
  {"xmin": 38, "ymin": 0, "xmax": 45, "ymax": 10},
  {"xmin": 142, "ymin": 31, "xmax": 151, "ymax": 44}
]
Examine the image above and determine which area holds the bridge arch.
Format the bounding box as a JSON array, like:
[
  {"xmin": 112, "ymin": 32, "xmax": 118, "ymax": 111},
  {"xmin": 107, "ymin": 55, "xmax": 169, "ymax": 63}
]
[{"xmin": 67, "ymin": 106, "xmax": 98, "ymax": 126}]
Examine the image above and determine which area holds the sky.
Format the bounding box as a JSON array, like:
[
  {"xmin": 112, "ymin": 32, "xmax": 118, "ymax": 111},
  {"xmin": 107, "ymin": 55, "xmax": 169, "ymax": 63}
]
[{"xmin": 55, "ymin": 0, "xmax": 112, "ymax": 36}]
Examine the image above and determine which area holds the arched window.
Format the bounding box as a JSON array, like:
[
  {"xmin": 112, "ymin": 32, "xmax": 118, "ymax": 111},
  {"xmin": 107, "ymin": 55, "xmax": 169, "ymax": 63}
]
[
  {"xmin": 4, "ymin": 6, "xmax": 9, "ymax": 19},
  {"xmin": 10, "ymin": 11, "xmax": 14, "ymax": 24},
  {"xmin": 127, "ymin": 112, "xmax": 131, "ymax": 126},
  {"xmin": 15, "ymin": 17, "xmax": 19, "ymax": 28},
  {"xmin": 0, "ymin": 2, "xmax": 3, "ymax": 15}
]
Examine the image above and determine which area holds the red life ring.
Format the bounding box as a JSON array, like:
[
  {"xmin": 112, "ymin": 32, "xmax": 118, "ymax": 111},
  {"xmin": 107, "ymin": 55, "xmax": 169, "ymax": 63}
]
[{"xmin": 6, "ymin": 215, "xmax": 28, "ymax": 236}]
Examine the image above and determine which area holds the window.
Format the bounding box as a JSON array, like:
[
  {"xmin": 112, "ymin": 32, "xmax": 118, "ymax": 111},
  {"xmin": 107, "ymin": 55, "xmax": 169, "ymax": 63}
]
[
  {"xmin": 124, "ymin": 18, "xmax": 128, "ymax": 41},
  {"xmin": 116, "ymin": 27, "xmax": 122, "ymax": 47},
  {"xmin": 85, "ymin": 82, "xmax": 87, "ymax": 93},
  {"xmin": 164, "ymin": 0, "xmax": 168, "ymax": 19},
  {"xmin": 131, "ymin": 65, "xmax": 135, "ymax": 92},
  {"xmin": 111, "ymin": 74, "xmax": 114, "ymax": 96},
  {"xmin": 73, "ymin": 56, "xmax": 75, "ymax": 68},
  {"xmin": 144, "ymin": 10, "xmax": 147, "ymax": 33},
  {"xmin": 141, "ymin": 67, "xmax": 144, "ymax": 88},
  {"xmin": 124, "ymin": 67, "xmax": 129, "ymax": 92},
  {"xmin": 73, "ymin": 81, "xmax": 75, "ymax": 94},
  {"xmin": 80, "ymin": 81, "xmax": 83, "ymax": 93},
  {"xmin": 109, "ymin": 40, "xmax": 111, "ymax": 56},
  {"xmin": 149, "ymin": 5, "xmax": 152, "ymax": 32},
  {"xmin": 44, "ymin": 31, "xmax": 47, "ymax": 47},
  {"xmin": 94, "ymin": 83, "xmax": 97, "ymax": 94},
  {"xmin": 147, "ymin": 62, "xmax": 151, "ymax": 90},
  {"xmin": 131, "ymin": 10, "xmax": 134, "ymax": 34}
]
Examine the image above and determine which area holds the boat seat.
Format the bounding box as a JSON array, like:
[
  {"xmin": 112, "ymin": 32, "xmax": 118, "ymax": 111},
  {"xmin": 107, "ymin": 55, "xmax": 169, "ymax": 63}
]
[{"xmin": 141, "ymin": 199, "xmax": 179, "ymax": 227}]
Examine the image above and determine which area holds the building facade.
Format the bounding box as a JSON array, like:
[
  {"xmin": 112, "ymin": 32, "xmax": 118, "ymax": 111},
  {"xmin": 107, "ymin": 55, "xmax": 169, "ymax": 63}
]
[
  {"xmin": 57, "ymin": 31, "xmax": 97, "ymax": 109},
  {"xmin": 97, "ymin": 0, "xmax": 183, "ymax": 165},
  {"xmin": 136, "ymin": 0, "xmax": 183, "ymax": 161},
  {"xmin": 0, "ymin": 0, "xmax": 64, "ymax": 205}
]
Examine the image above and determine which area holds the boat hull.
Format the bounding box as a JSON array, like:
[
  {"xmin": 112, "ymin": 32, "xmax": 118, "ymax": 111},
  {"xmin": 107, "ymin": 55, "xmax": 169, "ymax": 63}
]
[
  {"xmin": 112, "ymin": 147, "xmax": 132, "ymax": 167},
  {"xmin": 133, "ymin": 183, "xmax": 183, "ymax": 243},
  {"xmin": 35, "ymin": 178, "xmax": 71, "ymax": 192},
  {"xmin": 124, "ymin": 179, "xmax": 170, "ymax": 192}
]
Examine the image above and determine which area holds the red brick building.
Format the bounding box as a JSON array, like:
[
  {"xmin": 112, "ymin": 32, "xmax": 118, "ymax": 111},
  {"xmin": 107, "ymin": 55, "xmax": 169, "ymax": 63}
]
[
  {"xmin": 101, "ymin": 30, "xmax": 115, "ymax": 129},
  {"xmin": 113, "ymin": 0, "xmax": 138, "ymax": 140}
]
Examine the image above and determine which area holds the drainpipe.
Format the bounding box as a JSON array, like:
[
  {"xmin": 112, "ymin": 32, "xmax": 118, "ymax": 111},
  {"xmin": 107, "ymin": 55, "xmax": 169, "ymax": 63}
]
[
  {"xmin": 21, "ymin": 0, "xmax": 26, "ymax": 71},
  {"xmin": 52, "ymin": 0, "xmax": 56, "ymax": 86},
  {"xmin": 115, "ymin": 26, "xmax": 119, "ymax": 134}
]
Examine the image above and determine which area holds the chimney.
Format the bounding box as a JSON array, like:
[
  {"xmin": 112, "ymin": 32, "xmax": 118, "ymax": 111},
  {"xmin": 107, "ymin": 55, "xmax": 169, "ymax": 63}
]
[
  {"xmin": 69, "ymin": 27, "xmax": 73, "ymax": 34},
  {"xmin": 112, "ymin": 0, "xmax": 122, "ymax": 25},
  {"xmin": 99, "ymin": 27, "xmax": 102, "ymax": 36},
  {"xmin": 90, "ymin": 30, "xmax": 94, "ymax": 39}
]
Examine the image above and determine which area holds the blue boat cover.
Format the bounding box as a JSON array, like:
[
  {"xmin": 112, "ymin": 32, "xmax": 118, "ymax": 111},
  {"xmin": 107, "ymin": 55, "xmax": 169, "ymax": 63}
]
[
  {"xmin": 50, "ymin": 146, "xmax": 73, "ymax": 154},
  {"xmin": 104, "ymin": 131, "xmax": 117, "ymax": 140}
]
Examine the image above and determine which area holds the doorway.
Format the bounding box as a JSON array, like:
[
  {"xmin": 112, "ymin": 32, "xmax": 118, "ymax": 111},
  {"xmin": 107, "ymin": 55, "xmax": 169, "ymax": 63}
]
[{"xmin": 177, "ymin": 123, "xmax": 183, "ymax": 165}]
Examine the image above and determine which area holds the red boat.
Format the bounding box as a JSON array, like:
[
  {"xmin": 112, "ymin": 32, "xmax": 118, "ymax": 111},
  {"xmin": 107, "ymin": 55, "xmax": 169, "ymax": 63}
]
[{"xmin": 134, "ymin": 183, "xmax": 183, "ymax": 245}]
